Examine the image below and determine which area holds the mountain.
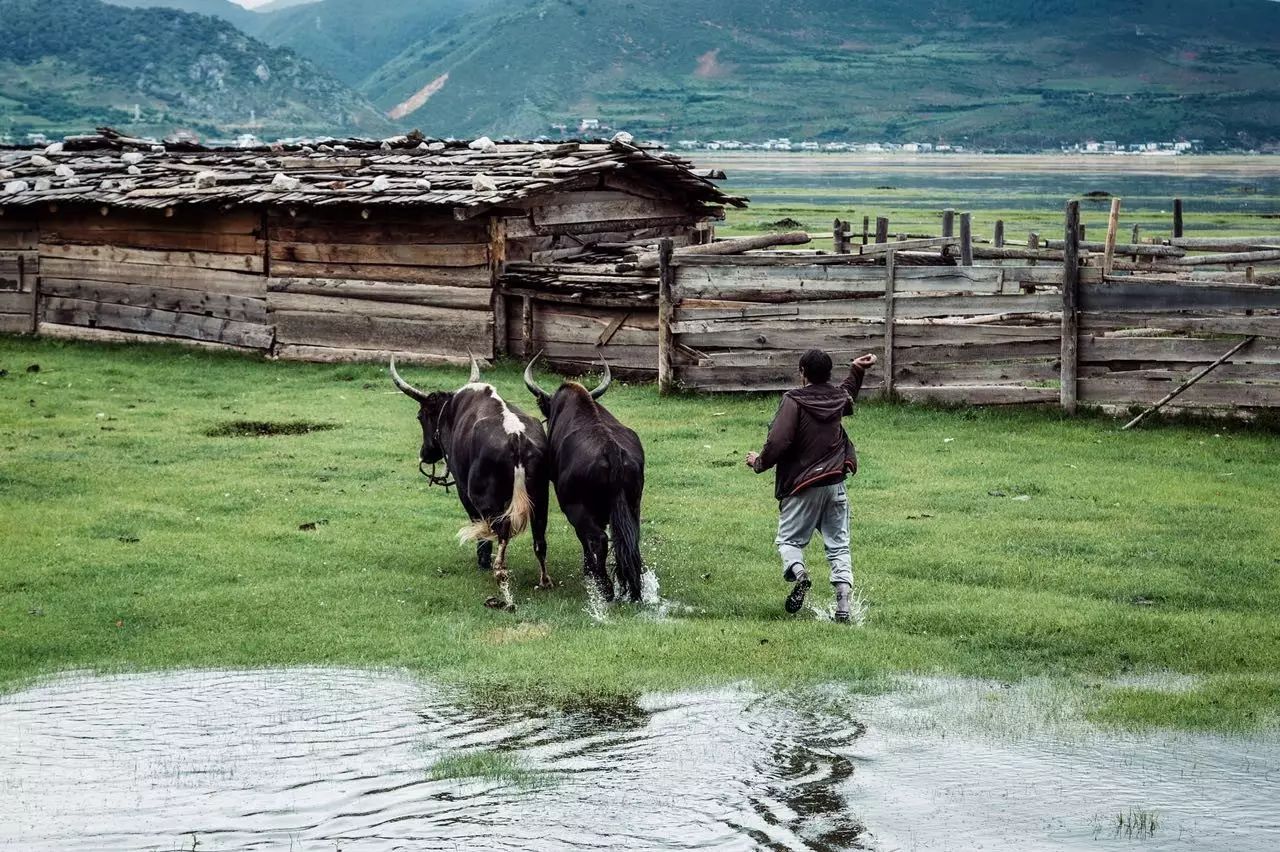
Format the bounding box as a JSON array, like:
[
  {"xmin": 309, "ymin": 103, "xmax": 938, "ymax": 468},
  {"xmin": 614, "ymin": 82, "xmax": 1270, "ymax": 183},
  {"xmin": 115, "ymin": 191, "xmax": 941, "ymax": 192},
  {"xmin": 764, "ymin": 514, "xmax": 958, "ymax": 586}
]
[
  {"xmin": 0, "ymin": 0, "xmax": 393, "ymax": 139},
  {"xmin": 103, "ymin": 0, "xmax": 262, "ymax": 32},
  {"xmin": 253, "ymin": 0, "xmax": 1280, "ymax": 147},
  {"xmin": 253, "ymin": 0, "xmax": 495, "ymax": 89}
]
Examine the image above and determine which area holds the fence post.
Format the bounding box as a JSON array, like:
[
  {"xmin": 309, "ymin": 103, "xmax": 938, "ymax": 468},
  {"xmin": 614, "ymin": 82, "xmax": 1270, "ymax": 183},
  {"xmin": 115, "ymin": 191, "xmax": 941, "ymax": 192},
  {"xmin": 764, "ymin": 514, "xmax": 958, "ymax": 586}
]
[
  {"xmin": 1028, "ymin": 232, "xmax": 1039, "ymax": 267},
  {"xmin": 941, "ymin": 208, "xmax": 955, "ymax": 238},
  {"xmin": 883, "ymin": 249, "xmax": 896, "ymax": 399},
  {"xmin": 1131, "ymin": 223, "xmax": 1141, "ymax": 262},
  {"xmin": 489, "ymin": 217, "xmax": 508, "ymax": 357},
  {"xmin": 832, "ymin": 218, "xmax": 847, "ymax": 254},
  {"xmin": 1173, "ymin": 198, "xmax": 1184, "ymax": 238},
  {"xmin": 959, "ymin": 212, "xmax": 973, "ymax": 266},
  {"xmin": 862, "ymin": 215, "xmax": 869, "ymax": 245},
  {"xmin": 1061, "ymin": 201, "xmax": 1081, "ymax": 415},
  {"xmin": 657, "ymin": 238, "xmax": 675, "ymax": 396},
  {"xmin": 874, "ymin": 216, "xmax": 889, "ymax": 244},
  {"xmin": 521, "ymin": 295, "xmax": 534, "ymax": 357},
  {"xmin": 994, "ymin": 219, "xmax": 1005, "ymax": 248},
  {"xmin": 1102, "ymin": 198, "xmax": 1122, "ymax": 276}
]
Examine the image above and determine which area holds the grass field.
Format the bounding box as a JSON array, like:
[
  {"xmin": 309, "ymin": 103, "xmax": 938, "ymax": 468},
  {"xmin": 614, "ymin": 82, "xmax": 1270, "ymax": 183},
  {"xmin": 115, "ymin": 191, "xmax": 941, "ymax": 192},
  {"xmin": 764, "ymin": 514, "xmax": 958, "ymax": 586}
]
[
  {"xmin": 2, "ymin": 337, "xmax": 1279, "ymax": 732},
  {"xmin": 711, "ymin": 153, "xmax": 1280, "ymax": 252}
]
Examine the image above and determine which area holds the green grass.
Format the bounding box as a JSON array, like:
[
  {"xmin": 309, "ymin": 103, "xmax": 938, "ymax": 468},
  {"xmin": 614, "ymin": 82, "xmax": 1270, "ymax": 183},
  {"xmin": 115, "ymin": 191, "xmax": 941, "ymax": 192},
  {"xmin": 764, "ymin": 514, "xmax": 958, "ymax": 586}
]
[
  {"xmin": 2, "ymin": 337, "xmax": 1279, "ymax": 732},
  {"xmin": 427, "ymin": 750, "xmax": 555, "ymax": 788}
]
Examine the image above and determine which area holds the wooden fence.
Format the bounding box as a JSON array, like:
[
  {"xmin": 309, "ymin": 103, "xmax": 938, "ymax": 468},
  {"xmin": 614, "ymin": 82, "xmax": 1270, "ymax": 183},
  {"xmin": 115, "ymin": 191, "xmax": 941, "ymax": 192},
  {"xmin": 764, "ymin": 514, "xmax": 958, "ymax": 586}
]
[{"xmin": 657, "ymin": 201, "xmax": 1280, "ymax": 414}]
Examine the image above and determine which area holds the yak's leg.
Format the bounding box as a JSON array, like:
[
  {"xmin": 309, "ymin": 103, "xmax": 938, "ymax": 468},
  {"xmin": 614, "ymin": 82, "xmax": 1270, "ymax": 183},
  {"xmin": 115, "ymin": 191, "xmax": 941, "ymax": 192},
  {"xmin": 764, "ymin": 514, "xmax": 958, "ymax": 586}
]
[
  {"xmin": 564, "ymin": 502, "xmax": 612, "ymax": 601},
  {"xmin": 484, "ymin": 536, "xmax": 516, "ymax": 612},
  {"xmin": 457, "ymin": 490, "xmax": 491, "ymax": 572},
  {"xmin": 531, "ymin": 488, "xmax": 552, "ymax": 590},
  {"xmin": 476, "ymin": 540, "xmax": 493, "ymax": 573}
]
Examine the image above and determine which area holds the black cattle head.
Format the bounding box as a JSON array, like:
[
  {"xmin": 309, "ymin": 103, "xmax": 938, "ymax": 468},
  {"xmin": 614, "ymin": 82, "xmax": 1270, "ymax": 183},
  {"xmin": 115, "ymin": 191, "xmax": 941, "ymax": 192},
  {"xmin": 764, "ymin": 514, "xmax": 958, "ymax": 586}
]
[
  {"xmin": 522, "ymin": 352, "xmax": 611, "ymax": 420},
  {"xmin": 390, "ymin": 356, "xmax": 481, "ymax": 463}
]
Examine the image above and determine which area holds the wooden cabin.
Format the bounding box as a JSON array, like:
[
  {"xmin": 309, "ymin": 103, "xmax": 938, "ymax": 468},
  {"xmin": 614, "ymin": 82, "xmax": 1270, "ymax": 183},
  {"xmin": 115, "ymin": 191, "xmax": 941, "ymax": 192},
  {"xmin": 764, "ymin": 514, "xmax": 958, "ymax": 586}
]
[{"xmin": 0, "ymin": 129, "xmax": 742, "ymax": 366}]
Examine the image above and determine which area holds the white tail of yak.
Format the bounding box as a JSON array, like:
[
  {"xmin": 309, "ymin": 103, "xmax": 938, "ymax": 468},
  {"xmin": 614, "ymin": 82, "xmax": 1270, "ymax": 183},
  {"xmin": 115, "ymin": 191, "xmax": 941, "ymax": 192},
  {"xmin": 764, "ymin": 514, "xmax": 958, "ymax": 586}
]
[{"xmin": 456, "ymin": 465, "xmax": 533, "ymax": 543}]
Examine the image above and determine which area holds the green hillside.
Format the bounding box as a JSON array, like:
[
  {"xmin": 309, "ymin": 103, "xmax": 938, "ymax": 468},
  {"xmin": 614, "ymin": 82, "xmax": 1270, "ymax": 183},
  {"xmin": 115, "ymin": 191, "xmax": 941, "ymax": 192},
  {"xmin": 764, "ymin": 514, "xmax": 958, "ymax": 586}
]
[
  {"xmin": 0, "ymin": 0, "xmax": 393, "ymax": 139},
  {"xmin": 260, "ymin": 0, "xmax": 1280, "ymax": 146}
]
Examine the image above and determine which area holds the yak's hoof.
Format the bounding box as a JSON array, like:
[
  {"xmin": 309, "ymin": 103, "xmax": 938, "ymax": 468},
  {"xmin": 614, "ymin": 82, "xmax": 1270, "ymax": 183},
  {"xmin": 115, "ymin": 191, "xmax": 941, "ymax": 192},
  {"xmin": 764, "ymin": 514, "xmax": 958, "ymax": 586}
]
[{"xmin": 536, "ymin": 577, "xmax": 555, "ymax": 590}]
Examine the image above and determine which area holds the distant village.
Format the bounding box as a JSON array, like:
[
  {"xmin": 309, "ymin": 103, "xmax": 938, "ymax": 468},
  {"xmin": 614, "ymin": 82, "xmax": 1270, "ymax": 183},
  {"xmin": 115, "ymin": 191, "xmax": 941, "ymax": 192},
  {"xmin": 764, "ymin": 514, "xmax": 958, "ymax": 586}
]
[{"xmin": 2, "ymin": 122, "xmax": 1221, "ymax": 156}]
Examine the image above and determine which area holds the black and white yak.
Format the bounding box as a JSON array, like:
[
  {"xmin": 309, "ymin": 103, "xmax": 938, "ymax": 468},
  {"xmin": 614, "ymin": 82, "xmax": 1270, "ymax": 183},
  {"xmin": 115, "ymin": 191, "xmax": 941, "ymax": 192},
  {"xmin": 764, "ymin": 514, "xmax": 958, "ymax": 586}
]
[
  {"xmin": 390, "ymin": 356, "xmax": 551, "ymax": 610},
  {"xmin": 522, "ymin": 355, "xmax": 645, "ymax": 602}
]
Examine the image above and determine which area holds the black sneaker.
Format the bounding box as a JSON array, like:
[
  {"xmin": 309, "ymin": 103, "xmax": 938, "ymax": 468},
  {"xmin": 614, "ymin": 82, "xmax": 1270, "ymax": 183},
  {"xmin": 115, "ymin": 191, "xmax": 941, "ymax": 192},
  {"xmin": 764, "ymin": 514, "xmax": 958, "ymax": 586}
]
[{"xmin": 784, "ymin": 575, "xmax": 812, "ymax": 614}]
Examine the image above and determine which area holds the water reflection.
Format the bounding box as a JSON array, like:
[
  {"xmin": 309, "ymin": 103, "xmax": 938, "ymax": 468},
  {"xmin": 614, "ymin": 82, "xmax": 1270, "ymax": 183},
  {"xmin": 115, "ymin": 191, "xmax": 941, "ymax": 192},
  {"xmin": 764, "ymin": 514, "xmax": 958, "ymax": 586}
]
[{"xmin": 1, "ymin": 670, "xmax": 1277, "ymax": 851}]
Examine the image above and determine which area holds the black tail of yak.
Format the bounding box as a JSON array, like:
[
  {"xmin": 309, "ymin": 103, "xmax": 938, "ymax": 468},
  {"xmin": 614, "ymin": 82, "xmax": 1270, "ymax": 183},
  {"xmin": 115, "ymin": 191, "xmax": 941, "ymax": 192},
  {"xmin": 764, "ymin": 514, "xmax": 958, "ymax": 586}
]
[{"xmin": 608, "ymin": 447, "xmax": 643, "ymax": 602}]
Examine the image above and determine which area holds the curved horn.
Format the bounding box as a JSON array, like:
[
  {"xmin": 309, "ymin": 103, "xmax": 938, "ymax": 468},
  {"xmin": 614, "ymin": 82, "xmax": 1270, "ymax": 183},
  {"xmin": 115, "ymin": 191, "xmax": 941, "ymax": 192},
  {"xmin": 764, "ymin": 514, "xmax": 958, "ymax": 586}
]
[
  {"xmin": 589, "ymin": 358, "xmax": 612, "ymax": 400},
  {"xmin": 468, "ymin": 351, "xmax": 482, "ymax": 384},
  {"xmin": 523, "ymin": 351, "xmax": 551, "ymax": 401},
  {"xmin": 389, "ymin": 357, "xmax": 430, "ymax": 403}
]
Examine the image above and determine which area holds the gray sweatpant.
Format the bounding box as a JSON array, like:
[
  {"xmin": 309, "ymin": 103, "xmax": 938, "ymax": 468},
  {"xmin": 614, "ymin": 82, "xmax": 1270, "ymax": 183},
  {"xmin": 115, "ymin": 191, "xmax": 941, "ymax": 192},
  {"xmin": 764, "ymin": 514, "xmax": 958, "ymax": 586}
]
[{"xmin": 776, "ymin": 481, "xmax": 852, "ymax": 586}]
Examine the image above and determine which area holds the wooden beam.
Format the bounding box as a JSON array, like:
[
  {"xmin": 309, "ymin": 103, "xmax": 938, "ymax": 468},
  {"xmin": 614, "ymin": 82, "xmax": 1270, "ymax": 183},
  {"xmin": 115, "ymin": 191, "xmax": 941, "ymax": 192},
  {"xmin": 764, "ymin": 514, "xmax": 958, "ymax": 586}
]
[
  {"xmin": 623, "ymin": 231, "xmax": 810, "ymax": 272},
  {"xmin": 521, "ymin": 295, "xmax": 534, "ymax": 358},
  {"xmin": 994, "ymin": 220, "xmax": 1005, "ymax": 248},
  {"xmin": 1173, "ymin": 198, "xmax": 1184, "ymax": 239},
  {"xmin": 883, "ymin": 249, "xmax": 897, "ymax": 398},
  {"xmin": 959, "ymin": 213, "xmax": 973, "ymax": 266},
  {"xmin": 874, "ymin": 217, "xmax": 889, "ymax": 244},
  {"xmin": 489, "ymin": 217, "xmax": 508, "ymax": 357},
  {"xmin": 1061, "ymin": 200, "xmax": 1081, "ymax": 415},
  {"xmin": 658, "ymin": 238, "xmax": 675, "ymax": 395},
  {"xmin": 941, "ymin": 209, "xmax": 955, "ymax": 238},
  {"xmin": 1121, "ymin": 336, "xmax": 1258, "ymax": 430},
  {"xmin": 1102, "ymin": 197, "xmax": 1122, "ymax": 276}
]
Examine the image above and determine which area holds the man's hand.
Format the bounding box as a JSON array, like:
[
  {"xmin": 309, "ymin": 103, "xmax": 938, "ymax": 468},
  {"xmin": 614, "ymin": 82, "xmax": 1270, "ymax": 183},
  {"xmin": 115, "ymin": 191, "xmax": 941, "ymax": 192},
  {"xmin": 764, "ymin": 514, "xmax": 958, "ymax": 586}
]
[
  {"xmin": 853, "ymin": 353, "xmax": 878, "ymax": 369},
  {"xmin": 745, "ymin": 451, "xmax": 759, "ymax": 469}
]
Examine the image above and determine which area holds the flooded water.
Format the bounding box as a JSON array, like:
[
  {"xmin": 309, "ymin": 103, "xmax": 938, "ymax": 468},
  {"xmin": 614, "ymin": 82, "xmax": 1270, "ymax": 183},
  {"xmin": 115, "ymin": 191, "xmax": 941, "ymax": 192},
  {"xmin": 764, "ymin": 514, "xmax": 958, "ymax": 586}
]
[{"xmin": 2, "ymin": 669, "xmax": 1277, "ymax": 851}]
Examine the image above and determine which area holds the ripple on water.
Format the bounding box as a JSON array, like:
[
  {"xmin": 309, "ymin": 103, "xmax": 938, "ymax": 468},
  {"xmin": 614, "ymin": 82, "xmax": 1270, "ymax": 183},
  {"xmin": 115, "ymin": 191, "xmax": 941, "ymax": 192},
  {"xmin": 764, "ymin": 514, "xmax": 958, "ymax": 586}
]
[{"xmin": 0, "ymin": 669, "xmax": 1277, "ymax": 851}]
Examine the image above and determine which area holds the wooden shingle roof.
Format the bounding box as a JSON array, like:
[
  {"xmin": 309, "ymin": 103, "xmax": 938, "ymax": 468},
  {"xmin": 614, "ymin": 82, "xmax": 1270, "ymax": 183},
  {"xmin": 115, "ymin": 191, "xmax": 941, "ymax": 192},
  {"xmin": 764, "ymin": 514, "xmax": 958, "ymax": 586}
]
[{"xmin": 0, "ymin": 128, "xmax": 744, "ymax": 217}]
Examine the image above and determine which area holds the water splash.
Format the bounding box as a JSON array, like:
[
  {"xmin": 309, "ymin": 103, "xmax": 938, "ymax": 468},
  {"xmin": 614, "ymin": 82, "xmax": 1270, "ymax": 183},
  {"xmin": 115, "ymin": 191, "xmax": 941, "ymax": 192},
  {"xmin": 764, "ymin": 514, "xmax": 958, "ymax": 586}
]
[{"xmin": 806, "ymin": 589, "xmax": 869, "ymax": 626}]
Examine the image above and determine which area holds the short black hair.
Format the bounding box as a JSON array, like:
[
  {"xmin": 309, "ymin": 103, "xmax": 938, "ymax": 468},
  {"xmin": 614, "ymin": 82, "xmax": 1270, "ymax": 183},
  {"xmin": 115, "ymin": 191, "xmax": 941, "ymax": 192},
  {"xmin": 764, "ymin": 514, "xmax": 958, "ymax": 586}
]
[{"xmin": 799, "ymin": 349, "xmax": 833, "ymax": 384}]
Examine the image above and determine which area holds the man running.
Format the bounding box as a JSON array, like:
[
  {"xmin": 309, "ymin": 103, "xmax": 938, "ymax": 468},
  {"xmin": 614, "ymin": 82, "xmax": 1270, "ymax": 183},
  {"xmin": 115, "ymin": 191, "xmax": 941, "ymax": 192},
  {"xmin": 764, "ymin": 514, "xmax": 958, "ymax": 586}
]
[{"xmin": 745, "ymin": 349, "xmax": 876, "ymax": 622}]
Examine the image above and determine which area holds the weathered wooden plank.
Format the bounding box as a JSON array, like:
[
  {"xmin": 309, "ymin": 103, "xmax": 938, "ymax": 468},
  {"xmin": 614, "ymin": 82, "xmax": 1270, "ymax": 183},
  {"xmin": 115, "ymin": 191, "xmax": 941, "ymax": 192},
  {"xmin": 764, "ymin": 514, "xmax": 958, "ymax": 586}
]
[
  {"xmin": 894, "ymin": 293, "xmax": 1060, "ymax": 319},
  {"xmin": 1079, "ymin": 376, "xmax": 1280, "ymax": 407},
  {"xmin": 529, "ymin": 307, "xmax": 657, "ymax": 348},
  {"xmin": 39, "ymin": 242, "xmax": 262, "ymax": 274},
  {"xmin": 684, "ymin": 321, "xmax": 885, "ymax": 352},
  {"xmin": 0, "ymin": 229, "xmax": 39, "ymax": 250},
  {"xmin": 895, "ymin": 360, "xmax": 1058, "ymax": 386},
  {"xmin": 41, "ymin": 227, "xmax": 263, "ymax": 254},
  {"xmin": 1080, "ymin": 311, "xmax": 1280, "ymax": 338},
  {"xmin": 38, "ymin": 257, "xmax": 266, "ymax": 297},
  {"xmin": 526, "ymin": 192, "xmax": 692, "ymax": 227},
  {"xmin": 1081, "ymin": 364, "xmax": 1280, "ymax": 382},
  {"xmin": 1081, "ymin": 336, "xmax": 1280, "ymax": 365},
  {"xmin": 40, "ymin": 278, "xmax": 267, "ymax": 324},
  {"xmin": 273, "ymin": 309, "xmax": 492, "ymax": 356},
  {"xmin": 269, "ymin": 260, "xmax": 490, "ymax": 287},
  {"xmin": 273, "ymin": 345, "xmax": 479, "ymax": 367},
  {"xmin": 265, "ymin": 291, "xmax": 492, "ymax": 322},
  {"xmin": 0, "ymin": 313, "xmax": 35, "ymax": 334},
  {"xmin": 264, "ymin": 277, "xmax": 491, "ymax": 309},
  {"xmin": 1174, "ymin": 249, "xmax": 1280, "ymax": 267},
  {"xmin": 1169, "ymin": 237, "xmax": 1280, "ymax": 252},
  {"xmin": 895, "ymin": 340, "xmax": 1062, "ymax": 364},
  {"xmin": 895, "ymin": 323, "xmax": 1061, "ymax": 347},
  {"xmin": 679, "ymin": 363, "xmax": 886, "ymax": 391},
  {"xmin": 503, "ymin": 215, "xmax": 700, "ymax": 240},
  {"xmin": 269, "ymin": 220, "xmax": 486, "ymax": 247},
  {"xmin": 516, "ymin": 339, "xmax": 657, "ymax": 370},
  {"xmin": 1082, "ymin": 280, "xmax": 1280, "ymax": 312},
  {"xmin": 672, "ymin": 300, "xmax": 888, "ymax": 333},
  {"xmin": 897, "ymin": 385, "xmax": 1058, "ymax": 405},
  {"xmin": 1061, "ymin": 200, "xmax": 1081, "ymax": 415},
  {"xmin": 40, "ymin": 296, "xmax": 273, "ymax": 348},
  {"xmin": 36, "ymin": 322, "xmax": 260, "ymax": 352},
  {"xmin": 269, "ymin": 241, "xmax": 489, "ymax": 268}
]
